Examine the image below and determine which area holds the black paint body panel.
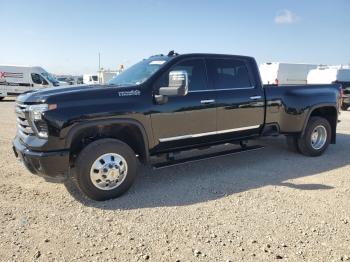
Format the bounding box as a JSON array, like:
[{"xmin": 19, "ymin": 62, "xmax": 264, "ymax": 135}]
[{"xmin": 13, "ymin": 53, "xmax": 341, "ymax": 175}]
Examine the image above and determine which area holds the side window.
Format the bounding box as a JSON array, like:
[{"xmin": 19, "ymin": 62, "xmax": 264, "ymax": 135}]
[
  {"xmin": 42, "ymin": 77, "xmax": 49, "ymax": 85},
  {"xmin": 155, "ymin": 59, "xmax": 208, "ymax": 91},
  {"xmin": 206, "ymin": 58, "xmax": 252, "ymax": 89},
  {"xmin": 31, "ymin": 73, "xmax": 42, "ymax": 84},
  {"xmin": 31, "ymin": 73, "xmax": 48, "ymax": 85}
]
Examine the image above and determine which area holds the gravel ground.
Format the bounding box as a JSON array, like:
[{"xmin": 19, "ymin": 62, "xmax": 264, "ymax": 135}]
[{"xmin": 0, "ymin": 98, "xmax": 349, "ymax": 262}]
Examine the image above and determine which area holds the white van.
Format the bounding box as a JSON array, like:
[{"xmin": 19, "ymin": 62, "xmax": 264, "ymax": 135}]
[
  {"xmin": 307, "ymin": 66, "xmax": 350, "ymax": 110},
  {"xmin": 83, "ymin": 74, "xmax": 99, "ymax": 85},
  {"xmin": 0, "ymin": 65, "xmax": 60, "ymax": 100},
  {"xmin": 259, "ymin": 62, "xmax": 317, "ymax": 85}
]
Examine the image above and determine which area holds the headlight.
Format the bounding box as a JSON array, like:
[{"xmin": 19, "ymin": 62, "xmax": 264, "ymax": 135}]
[
  {"xmin": 29, "ymin": 104, "xmax": 48, "ymax": 121},
  {"xmin": 28, "ymin": 104, "xmax": 56, "ymax": 138}
]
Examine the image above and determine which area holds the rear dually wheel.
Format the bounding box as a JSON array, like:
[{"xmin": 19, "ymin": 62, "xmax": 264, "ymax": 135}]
[{"xmin": 297, "ymin": 117, "xmax": 331, "ymax": 157}]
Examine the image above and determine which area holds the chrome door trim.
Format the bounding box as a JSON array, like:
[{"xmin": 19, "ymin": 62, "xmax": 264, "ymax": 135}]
[
  {"xmin": 159, "ymin": 125, "xmax": 260, "ymax": 142},
  {"xmin": 188, "ymin": 86, "xmax": 255, "ymax": 93}
]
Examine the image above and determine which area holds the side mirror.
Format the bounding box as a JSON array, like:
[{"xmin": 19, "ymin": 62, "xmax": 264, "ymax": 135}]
[{"xmin": 159, "ymin": 70, "xmax": 188, "ymax": 96}]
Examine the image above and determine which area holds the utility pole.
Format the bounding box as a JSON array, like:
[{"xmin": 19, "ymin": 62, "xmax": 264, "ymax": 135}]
[
  {"xmin": 98, "ymin": 52, "xmax": 101, "ymax": 70},
  {"xmin": 98, "ymin": 52, "xmax": 101, "ymax": 84}
]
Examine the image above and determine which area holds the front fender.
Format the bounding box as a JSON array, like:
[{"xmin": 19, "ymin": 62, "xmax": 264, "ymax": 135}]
[{"xmin": 64, "ymin": 118, "xmax": 150, "ymax": 162}]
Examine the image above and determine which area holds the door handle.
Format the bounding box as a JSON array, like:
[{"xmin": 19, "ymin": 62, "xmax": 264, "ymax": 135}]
[
  {"xmin": 200, "ymin": 99, "xmax": 215, "ymax": 104},
  {"xmin": 250, "ymin": 96, "xmax": 262, "ymax": 100}
]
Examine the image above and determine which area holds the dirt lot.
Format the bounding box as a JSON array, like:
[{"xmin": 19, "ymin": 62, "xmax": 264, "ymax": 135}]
[{"xmin": 0, "ymin": 98, "xmax": 349, "ymax": 262}]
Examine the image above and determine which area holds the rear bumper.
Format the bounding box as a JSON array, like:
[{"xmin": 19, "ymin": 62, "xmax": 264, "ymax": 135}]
[{"xmin": 12, "ymin": 136, "xmax": 70, "ymax": 182}]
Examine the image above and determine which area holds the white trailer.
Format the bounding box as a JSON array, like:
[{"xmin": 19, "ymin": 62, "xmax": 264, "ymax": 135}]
[
  {"xmin": 307, "ymin": 66, "xmax": 350, "ymax": 86},
  {"xmin": 259, "ymin": 62, "xmax": 317, "ymax": 85},
  {"xmin": 0, "ymin": 65, "xmax": 61, "ymax": 100}
]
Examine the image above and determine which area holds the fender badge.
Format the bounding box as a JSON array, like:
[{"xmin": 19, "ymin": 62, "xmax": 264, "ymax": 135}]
[{"xmin": 118, "ymin": 90, "xmax": 141, "ymax": 97}]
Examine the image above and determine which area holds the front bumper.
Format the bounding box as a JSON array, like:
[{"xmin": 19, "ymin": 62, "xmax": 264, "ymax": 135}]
[{"xmin": 12, "ymin": 136, "xmax": 70, "ymax": 182}]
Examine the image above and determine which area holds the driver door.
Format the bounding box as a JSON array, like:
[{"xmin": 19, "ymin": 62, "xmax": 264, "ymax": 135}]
[{"xmin": 150, "ymin": 58, "xmax": 217, "ymax": 149}]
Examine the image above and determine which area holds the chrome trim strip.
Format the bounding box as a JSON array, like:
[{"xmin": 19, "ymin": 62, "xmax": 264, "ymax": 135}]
[
  {"xmin": 216, "ymin": 125, "xmax": 260, "ymax": 134},
  {"xmin": 159, "ymin": 125, "xmax": 260, "ymax": 142},
  {"xmin": 189, "ymin": 86, "xmax": 255, "ymax": 93},
  {"xmin": 18, "ymin": 129, "xmax": 29, "ymax": 138},
  {"xmin": 17, "ymin": 124, "xmax": 34, "ymax": 134},
  {"xmin": 16, "ymin": 118, "xmax": 29, "ymax": 126}
]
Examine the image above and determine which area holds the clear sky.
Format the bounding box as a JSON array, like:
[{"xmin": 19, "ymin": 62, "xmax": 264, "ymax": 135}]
[{"xmin": 1, "ymin": 0, "xmax": 349, "ymax": 75}]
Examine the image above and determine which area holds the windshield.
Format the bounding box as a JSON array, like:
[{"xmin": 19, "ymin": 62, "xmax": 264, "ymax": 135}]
[
  {"xmin": 41, "ymin": 71, "xmax": 59, "ymax": 85},
  {"xmin": 92, "ymin": 76, "xmax": 98, "ymax": 81},
  {"xmin": 108, "ymin": 57, "xmax": 170, "ymax": 86}
]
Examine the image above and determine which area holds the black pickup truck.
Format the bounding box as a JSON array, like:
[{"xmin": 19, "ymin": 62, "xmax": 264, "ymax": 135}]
[{"xmin": 13, "ymin": 52, "xmax": 342, "ymax": 200}]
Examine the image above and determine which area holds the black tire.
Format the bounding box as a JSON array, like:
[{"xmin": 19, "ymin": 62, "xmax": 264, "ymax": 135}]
[
  {"xmin": 286, "ymin": 135, "xmax": 300, "ymax": 153},
  {"xmin": 297, "ymin": 117, "xmax": 331, "ymax": 157},
  {"xmin": 341, "ymin": 104, "xmax": 349, "ymax": 111},
  {"xmin": 0, "ymin": 97, "xmax": 4, "ymax": 101},
  {"xmin": 74, "ymin": 138, "xmax": 138, "ymax": 201}
]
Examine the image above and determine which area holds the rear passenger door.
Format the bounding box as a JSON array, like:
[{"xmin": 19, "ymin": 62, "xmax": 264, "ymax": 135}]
[{"xmin": 206, "ymin": 57, "xmax": 264, "ymax": 135}]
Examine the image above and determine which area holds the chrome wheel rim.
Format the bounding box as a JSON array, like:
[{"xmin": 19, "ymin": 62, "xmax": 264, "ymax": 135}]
[
  {"xmin": 90, "ymin": 153, "xmax": 128, "ymax": 190},
  {"xmin": 311, "ymin": 125, "xmax": 327, "ymax": 150}
]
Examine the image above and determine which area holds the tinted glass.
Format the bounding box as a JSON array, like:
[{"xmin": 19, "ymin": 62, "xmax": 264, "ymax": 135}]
[
  {"xmin": 156, "ymin": 58, "xmax": 208, "ymax": 91},
  {"xmin": 206, "ymin": 58, "xmax": 252, "ymax": 89},
  {"xmin": 109, "ymin": 57, "xmax": 170, "ymax": 86},
  {"xmin": 31, "ymin": 73, "xmax": 43, "ymax": 85},
  {"xmin": 41, "ymin": 72, "xmax": 58, "ymax": 85}
]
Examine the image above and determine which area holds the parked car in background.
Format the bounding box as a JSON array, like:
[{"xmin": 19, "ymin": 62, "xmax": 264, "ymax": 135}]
[
  {"xmin": 307, "ymin": 66, "xmax": 350, "ymax": 110},
  {"xmin": 83, "ymin": 74, "xmax": 98, "ymax": 84},
  {"xmin": 56, "ymin": 76, "xmax": 74, "ymax": 85},
  {"xmin": 259, "ymin": 62, "xmax": 317, "ymax": 86},
  {"xmin": 0, "ymin": 65, "xmax": 61, "ymax": 100},
  {"xmin": 342, "ymin": 88, "xmax": 350, "ymax": 111},
  {"xmin": 76, "ymin": 76, "xmax": 84, "ymax": 85},
  {"xmin": 13, "ymin": 52, "xmax": 342, "ymax": 201}
]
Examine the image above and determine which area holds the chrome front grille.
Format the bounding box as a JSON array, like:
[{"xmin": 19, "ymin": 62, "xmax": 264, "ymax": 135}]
[{"xmin": 15, "ymin": 103, "xmax": 34, "ymax": 137}]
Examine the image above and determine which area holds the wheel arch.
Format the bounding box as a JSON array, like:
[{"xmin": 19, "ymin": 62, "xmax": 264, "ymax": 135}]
[
  {"xmin": 302, "ymin": 104, "xmax": 338, "ymax": 144},
  {"xmin": 65, "ymin": 119, "xmax": 150, "ymax": 165}
]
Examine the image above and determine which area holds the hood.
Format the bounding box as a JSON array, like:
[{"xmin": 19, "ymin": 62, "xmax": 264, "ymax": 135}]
[{"xmin": 17, "ymin": 84, "xmax": 122, "ymax": 104}]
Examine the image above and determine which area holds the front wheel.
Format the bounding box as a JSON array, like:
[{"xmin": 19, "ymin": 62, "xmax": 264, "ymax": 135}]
[
  {"xmin": 297, "ymin": 117, "xmax": 331, "ymax": 157},
  {"xmin": 0, "ymin": 97, "xmax": 4, "ymax": 101},
  {"xmin": 74, "ymin": 138, "xmax": 138, "ymax": 201}
]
